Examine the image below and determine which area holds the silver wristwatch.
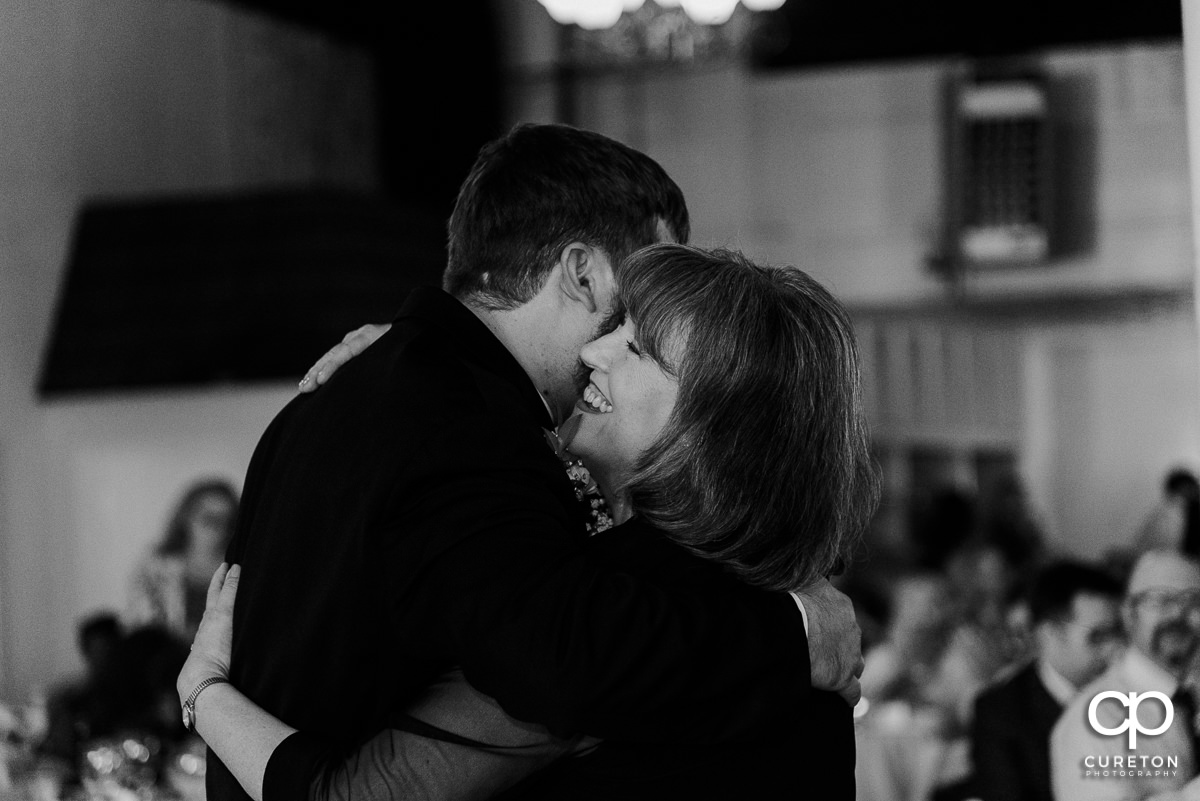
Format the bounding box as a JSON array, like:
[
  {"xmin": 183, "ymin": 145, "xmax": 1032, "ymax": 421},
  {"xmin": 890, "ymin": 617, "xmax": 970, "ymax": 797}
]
[{"xmin": 182, "ymin": 676, "xmax": 229, "ymax": 731}]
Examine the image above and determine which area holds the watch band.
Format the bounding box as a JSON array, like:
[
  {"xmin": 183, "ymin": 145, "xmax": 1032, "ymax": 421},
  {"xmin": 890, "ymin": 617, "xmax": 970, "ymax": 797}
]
[{"xmin": 182, "ymin": 676, "xmax": 230, "ymax": 731}]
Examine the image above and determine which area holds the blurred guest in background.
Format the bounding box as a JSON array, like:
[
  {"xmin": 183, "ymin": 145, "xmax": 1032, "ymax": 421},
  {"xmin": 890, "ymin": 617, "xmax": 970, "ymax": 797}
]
[
  {"xmin": 859, "ymin": 566, "xmax": 1006, "ymax": 734},
  {"xmin": 860, "ymin": 570, "xmax": 962, "ymax": 711},
  {"xmin": 857, "ymin": 567, "xmax": 1003, "ymax": 801},
  {"xmin": 37, "ymin": 615, "xmax": 190, "ymax": 790},
  {"xmin": 37, "ymin": 612, "xmax": 125, "ymax": 773},
  {"xmin": 1051, "ymin": 550, "xmax": 1200, "ymax": 801},
  {"xmin": 945, "ymin": 541, "xmax": 1021, "ymax": 635},
  {"xmin": 976, "ymin": 470, "xmax": 1047, "ymax": 578},
  {"xmin": 129, "ymin": 477, "xmax": 239, "ymax": 638},
  {"xmin": 119, "ymin": 625, "xmax": 191, "ymax": 747},
  {"xmin": 936, "ymin": 542, "xmax": 1031, "ymax": 729},
  {"xmin": 859, "ymin": 551, "xmax": 1029, "ymax": 801},
  {"xmin": 835, "ymin": 569, "xmax": 891, "ymax": 655},
  {"xmin": 969, "ymin": 559, "xmax": 1123, "ymax": 801},
  {"xmin": 1135, "ymin": 467, "xmax": 1200, "ymax": 556},
  {"xmin": 910, "ymin": 486, "xmax": 976, "ymax": 572}
]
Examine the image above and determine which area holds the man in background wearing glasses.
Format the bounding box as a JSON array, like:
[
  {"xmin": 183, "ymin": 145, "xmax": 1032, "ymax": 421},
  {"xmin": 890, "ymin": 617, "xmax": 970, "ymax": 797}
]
[
  {"xmin": 1052, "ymin": 550, "xmax": 1200, "ymax": 801},
  {"xmin": 967, "ymin": 559, "xmax": 1123, "ymax": 801}
]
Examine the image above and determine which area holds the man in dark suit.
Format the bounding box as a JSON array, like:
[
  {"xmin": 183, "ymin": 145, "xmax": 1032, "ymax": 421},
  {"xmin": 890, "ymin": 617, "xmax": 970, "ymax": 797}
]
[
  {"xmin": 197, "ymin": 123, "xmax": 863, "ymax": 801},
  {"xmin": 969, "ymin": 560, "xmax": 1123, "ymax": 801}
]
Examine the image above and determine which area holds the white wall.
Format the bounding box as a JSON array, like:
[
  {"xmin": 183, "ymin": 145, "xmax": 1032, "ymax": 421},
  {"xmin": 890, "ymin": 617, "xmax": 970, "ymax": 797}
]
[
  {"xmin": 0, "ymin": 0, "xmax": 375, "ymax": 701},
  {"xmin": 1023, "ymin": 314, "xmax": 1200, "ymax": 556}
]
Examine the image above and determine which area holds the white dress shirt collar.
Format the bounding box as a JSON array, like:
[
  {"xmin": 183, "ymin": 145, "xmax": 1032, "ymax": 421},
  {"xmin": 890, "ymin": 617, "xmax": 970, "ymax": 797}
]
[{"xmin": 1038, "ymin": 659, "xmax": 1079, "ymax": 706}]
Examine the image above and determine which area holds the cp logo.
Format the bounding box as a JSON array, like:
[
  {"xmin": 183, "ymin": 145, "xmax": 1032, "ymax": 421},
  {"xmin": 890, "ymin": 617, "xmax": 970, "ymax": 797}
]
[{"xmin": 1088, "ymin": 691, "xmax": 1174, "ymax": 749}]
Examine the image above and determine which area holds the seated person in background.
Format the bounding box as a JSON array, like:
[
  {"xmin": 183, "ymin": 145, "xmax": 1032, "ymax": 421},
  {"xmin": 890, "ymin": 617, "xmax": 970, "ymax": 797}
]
[
  {"xmin": 975, "ymin": 470, "xmax": 1047, "ymax": 580},
  {"xmin": 909, "ymin": 486, "xmax": 976, "ymax": 573},
  {"xmin": 40, "ymin": 614, "xmax": 192, "ymax": 775},
  {"xmin": 941, "ymin": 542, "xmax": 1033, "ymax": 716},
  {"xmin": 37, "ymin": 612, "xmax": 125, "ymax": 777},
  {"xmin": 862, "ymin": 552, "xmax": 1021, "ymax": 740},
  {"xmin": 119, "ymin": 625, "xmax": 191, "ymax": 750},
  {"xmin": 1136, "ymin": 467, "xmax": 1200, "ymax": 557},
  {"xmin": 1052, "ymin": 550, "xmax": 1200, "ymax": 801},
  {"xmin": 969, "ymin": 559, "xmax": 1123, "ymax": 801},
  {"xmin": 835, "ymin": 568, "xmax": 891, "ymax": 655},
  {"xmin": 860, "ymin": 571, "xmax": 962, "ymax": 710},
  {"xmin": 40, "ymin": 619, "xmax": 190, "ymax": 786},
  {"xmin": 858, "ymin": 568, "xmax": 1000, "ymax": 800},
  {"xmin": 129, "ymin": 478, "xmax": 239, "ymax": 639}
]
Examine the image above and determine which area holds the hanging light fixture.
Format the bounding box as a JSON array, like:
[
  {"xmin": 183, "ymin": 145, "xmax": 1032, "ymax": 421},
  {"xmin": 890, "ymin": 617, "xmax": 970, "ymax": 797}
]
[
  {"xmin": 539, "ymin": 0, "xmax": 636, "ymax": 30},
  {"xmin": 536, "ymin": 0, "xmax": 789, "ymax": 67},
  {"xmin": 679, "ymin": 0, "xmax": 739, "ymax": 25},
  {"xmin": 536, "ymin": 0, "xmax": 783, "ymax": 28}
]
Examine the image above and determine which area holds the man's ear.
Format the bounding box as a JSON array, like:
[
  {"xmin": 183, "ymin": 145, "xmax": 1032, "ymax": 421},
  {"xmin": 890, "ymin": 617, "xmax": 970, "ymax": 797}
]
[{"xmin": 556, "ymin": 242, "xmax": 612, "ymax": 314}]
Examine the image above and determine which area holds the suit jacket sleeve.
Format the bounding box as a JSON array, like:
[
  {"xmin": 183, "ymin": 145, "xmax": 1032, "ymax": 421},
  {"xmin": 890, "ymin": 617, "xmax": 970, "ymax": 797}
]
[{"xmin": 384, "ymin": 412, "xmax": 812, "ymax": 745}]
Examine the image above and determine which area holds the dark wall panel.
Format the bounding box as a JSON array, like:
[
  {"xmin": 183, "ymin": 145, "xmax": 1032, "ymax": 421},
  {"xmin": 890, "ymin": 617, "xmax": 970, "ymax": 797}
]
[
  {"xmin": 755, "ymin": 0, "xmax": 1182, "ymax": 70},
  {"xmin": 40, "ymin": 191, "xmax": 446, "ymax": 396}
]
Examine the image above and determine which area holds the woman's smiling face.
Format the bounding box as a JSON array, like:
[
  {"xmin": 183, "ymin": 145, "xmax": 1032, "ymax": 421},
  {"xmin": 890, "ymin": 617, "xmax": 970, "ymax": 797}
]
[{"xmin": 567, "ymin": 315, "xmax": 680, "ymax": 487}]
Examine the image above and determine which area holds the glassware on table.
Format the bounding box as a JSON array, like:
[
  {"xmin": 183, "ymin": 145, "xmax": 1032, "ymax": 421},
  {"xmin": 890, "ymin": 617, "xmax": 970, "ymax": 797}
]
[
  {"xmin": 162, "ymin": 737, "xmax": 204, "ymax": 801},
  {"xmin": 79, "ymin": 734, "xmax": 163, "ymax": 801}
]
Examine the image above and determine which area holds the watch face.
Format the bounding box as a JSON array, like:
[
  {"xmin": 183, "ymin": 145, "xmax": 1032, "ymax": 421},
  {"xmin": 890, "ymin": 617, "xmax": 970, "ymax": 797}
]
[{"xmin": 182, "ymin": 704, "xmax": 194, "ymax": 730}]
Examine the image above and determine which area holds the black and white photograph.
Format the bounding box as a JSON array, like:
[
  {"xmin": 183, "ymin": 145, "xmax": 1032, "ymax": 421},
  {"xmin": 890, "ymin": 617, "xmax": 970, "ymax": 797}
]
[{"xmin": 1, "ymin": 1, "xmax": 1198, "ymax": 800}]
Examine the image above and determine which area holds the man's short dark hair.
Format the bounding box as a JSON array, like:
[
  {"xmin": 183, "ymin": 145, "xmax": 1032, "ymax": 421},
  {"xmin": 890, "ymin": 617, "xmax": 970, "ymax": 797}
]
[
  {"xmin": 618, "ymin": 244, "xmax": 880, "ymax": 591},
  {"xmin": 1165, "ymin": 467, "xmax": 1200, "ymax": 496},
  {"xmin": 1027, "ymin": 560, "xmax": 1124, "ymax": 625},
  {"xmin": 443, "ymin": 123, "xmax": 690, "ymax": 310},
  {"xmin": 77, "ymin": 611, "xmax": 122, "ymax": 652}
]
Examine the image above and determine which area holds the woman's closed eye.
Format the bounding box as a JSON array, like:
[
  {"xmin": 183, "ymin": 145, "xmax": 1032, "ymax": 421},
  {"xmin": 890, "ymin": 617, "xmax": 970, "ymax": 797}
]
[{"xmin": 626, "ymin": 340, "xmax": 642, "ymax": 357}]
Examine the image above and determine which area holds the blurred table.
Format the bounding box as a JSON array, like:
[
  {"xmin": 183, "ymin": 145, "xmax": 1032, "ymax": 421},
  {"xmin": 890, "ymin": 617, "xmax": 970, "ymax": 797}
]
[
  {"xmin": 0, "ymin": 735, "xmax": 206, "ymax": 801},
  {"xmin": 855, "ymin": 700, "xmax": 971, "ymax": 801}
]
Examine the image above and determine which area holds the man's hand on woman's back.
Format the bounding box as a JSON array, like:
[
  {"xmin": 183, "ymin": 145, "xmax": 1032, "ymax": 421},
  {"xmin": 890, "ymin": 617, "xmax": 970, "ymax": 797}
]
[{"xmin": 796, "ymin": 580, "xmax": 864, "ymax": 707}]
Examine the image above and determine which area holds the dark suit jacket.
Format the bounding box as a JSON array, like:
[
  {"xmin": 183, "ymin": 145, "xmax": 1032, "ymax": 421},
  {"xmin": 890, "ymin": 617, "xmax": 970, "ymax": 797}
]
[
  {"xmin": 208, "ymin": 287, "xmax": 812, "ymax": 801},
  {"xmin": 970, "ymin": 661, "xmax": 1063, "ymax": 801}
]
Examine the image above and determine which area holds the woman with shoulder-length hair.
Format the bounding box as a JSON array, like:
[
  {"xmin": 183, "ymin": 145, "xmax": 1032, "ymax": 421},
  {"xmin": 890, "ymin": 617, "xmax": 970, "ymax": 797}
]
[
  {"xmin": 180, "ymin": 243, "xmax": 880, "ymax": 800},
  {"xmin": 588, "ymin": 243, "xmax": 876, "ymax": 594},
  {"xmin": 128, "ymin": 477, "xmax": 240, "ymax": 638}
]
